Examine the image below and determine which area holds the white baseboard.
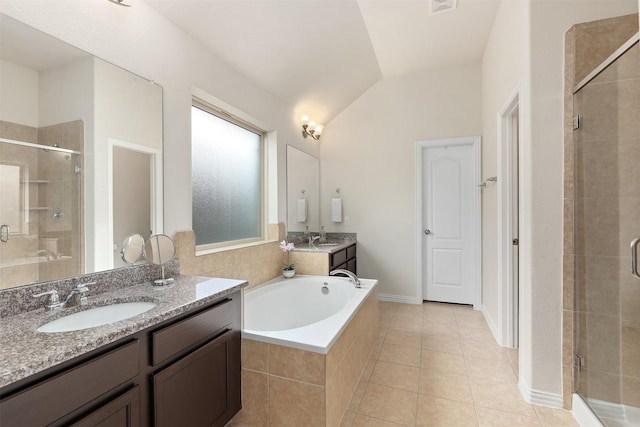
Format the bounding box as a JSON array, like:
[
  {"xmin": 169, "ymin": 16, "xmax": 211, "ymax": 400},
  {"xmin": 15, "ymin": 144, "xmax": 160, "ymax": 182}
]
[
  {"xmin": 481, "ymin": 304, "xmax": 502, "ymax": 345},
  {"xmin": 378, "ymin": 293, "xmax": 422, "ymax": 305},
  {"xmin": 518, "ymin": 376, "xmax": 564, "ymax": 409},
  {"xmin": 587, "ymin": 398, "xmax": 626, "ymax": 421},
  {"xmin": 572, "ymin": 394, "xmax": 604, "ymax": 427}
]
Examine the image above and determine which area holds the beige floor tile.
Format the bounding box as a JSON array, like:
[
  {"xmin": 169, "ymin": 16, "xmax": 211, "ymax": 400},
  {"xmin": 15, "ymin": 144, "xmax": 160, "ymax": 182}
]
[
  {"xmin": 458, "ymin": 325, "xmax": 496, "ymax": 342},
  {"xmin": 470, "ymin": 377, "xmax": 537, "ymax": 418},
  {"xmin": 418, "ymin": 368, "xmax": 473, "ymax": 403},
  {"xmin": 385, "ymin": 329, "xmax": 423, "ymax": 349},
  {"xmin": 389, "ymin": 316, "xmax": 424, "ymax": 334},
  {"xmin": 347, "ymin": 378, "xmax": 368, "ymax": 412},
  {"xmin": 421, "ymin": 349, "xmax": 467, "ymax": 374},
  {"xmin": 422, "ymin": 333, "xmax": 463, "ymax": 354},
  {"xmin": 379, "ymin": 342, "xmax": 422, "ymax": 367},
  {"xmin": 339, "ymin": 410, "xmax": 356, "ymax": 427},
  {"xmin": 357, "ymin": 383, "xmax": 418, "ymax": 426},
  {"xmin": 534, "ymin": 405, "xmax": 580, "ymax": 427},
  {"xmin": 351, "ymin": 413, "xmax": 408, "ymax": 426},
  {"xmin": 476, "ymin": 407, "xmax": 541, "ymax": 426},
  {"xmin": 462, "ymin": 340, "xmax": 510, "ymax": 361},
  {"xmin": 423, "ymin": 318, "xmax": 459, "ymax": 337},
  {"xmin": 370, "ymin": 360, "xmax": 420, "ymax": 392},
  {"xmin": 465, "ymin": 356, "xmax": 517, "ymax": 384},
  {"xmin": 416, "ymin": 395, "xmax": 478, "ymax": 427}
]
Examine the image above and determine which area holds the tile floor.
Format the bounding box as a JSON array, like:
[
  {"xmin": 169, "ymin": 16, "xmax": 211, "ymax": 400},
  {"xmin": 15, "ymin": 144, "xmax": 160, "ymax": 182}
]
[{"xmin": 339, "ymin": 301, "xmax": 580, "ymax": 427}]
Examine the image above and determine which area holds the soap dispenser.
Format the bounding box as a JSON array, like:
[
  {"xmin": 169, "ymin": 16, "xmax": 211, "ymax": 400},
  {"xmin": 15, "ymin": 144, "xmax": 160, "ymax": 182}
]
[{"xmin": 319, "ymin": 226, "xmax": 327, "ymax": 243}]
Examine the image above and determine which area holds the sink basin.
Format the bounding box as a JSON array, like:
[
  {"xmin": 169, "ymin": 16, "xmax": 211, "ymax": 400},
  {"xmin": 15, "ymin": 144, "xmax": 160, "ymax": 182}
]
[
  {"xmin": 317, "ymin": 243, "xmax": 339, "ymax": 247},
  {"xmin": 37, "ymin": 302, "xmax": 156, "ymax": 333}
]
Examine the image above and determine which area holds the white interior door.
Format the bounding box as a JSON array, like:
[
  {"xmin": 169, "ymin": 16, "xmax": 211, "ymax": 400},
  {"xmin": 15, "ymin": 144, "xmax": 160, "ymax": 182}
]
[{"xmin": 422, "ymin": 139, "xmax": 480, "ymax": 305}]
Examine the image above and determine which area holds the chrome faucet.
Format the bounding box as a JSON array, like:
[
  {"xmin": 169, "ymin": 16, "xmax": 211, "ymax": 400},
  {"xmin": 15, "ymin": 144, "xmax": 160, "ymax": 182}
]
[
  {"xmin": 33, "ymin": 282, "xmax": 94, "ymax": 311},
  {"xmin": 329, "ymin": 269, "xmax": 361, "ymax": 288},
  {"xmin": 63, "ymin": 283, "xmax": 93, "ymax": 307},
  {"xmin": 309, "ymin": 235, "xmax": 320, "ymax": 246}
]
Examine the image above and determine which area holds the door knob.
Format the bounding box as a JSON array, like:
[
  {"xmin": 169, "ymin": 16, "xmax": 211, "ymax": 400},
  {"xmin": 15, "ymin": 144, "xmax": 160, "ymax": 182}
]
[{"xmin": 424, "ymin": 229, "xmax": 431, "ymax": 235}]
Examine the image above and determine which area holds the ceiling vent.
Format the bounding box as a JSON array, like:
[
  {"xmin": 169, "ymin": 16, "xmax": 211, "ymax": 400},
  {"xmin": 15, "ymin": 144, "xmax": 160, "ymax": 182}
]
[{"xmin": 430, "ymin": 0, "xmax": 457, "ymax": 14}]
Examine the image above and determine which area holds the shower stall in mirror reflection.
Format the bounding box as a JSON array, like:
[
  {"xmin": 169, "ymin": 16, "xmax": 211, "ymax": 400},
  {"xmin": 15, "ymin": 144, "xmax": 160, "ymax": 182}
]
[{"xmin": 0, "ymin": 136, "xmax": 83, "ymax": 289}]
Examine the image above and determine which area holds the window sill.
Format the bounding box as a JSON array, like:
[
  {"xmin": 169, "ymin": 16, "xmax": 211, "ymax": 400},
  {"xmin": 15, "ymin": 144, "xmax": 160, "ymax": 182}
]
[{"xmin": 195, "ymin": 238, "xmax": 278, "ymax": 257}]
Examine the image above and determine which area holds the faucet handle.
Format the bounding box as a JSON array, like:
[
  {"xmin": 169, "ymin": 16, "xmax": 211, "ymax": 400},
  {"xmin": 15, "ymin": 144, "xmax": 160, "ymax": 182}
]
[
  {"xmin": 33, "ymin": 289, "xmax": 60, "ymax": 303},
  {"xmin": 75, "ymin": 282, "xmax": 95, "ymax": 292},
  {"xmin": 33, "ymin": 290, "xmax": 62, "ymax": 310}
]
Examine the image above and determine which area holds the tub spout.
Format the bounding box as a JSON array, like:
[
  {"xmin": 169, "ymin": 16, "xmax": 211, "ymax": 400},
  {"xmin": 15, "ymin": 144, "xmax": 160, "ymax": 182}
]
[{"xmin": 330, "ymin": 269, "xmax": 361, "ymax": 288}]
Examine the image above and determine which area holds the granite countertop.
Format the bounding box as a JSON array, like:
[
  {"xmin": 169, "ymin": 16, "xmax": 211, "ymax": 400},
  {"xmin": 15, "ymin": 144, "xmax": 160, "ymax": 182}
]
[
  {"xmin": 0, "ymin": 275, "xmax": 247, "ymax": 388},
  {"xmin": 291, "ymin": 239, "xmax": 356, "ymax": 254}
]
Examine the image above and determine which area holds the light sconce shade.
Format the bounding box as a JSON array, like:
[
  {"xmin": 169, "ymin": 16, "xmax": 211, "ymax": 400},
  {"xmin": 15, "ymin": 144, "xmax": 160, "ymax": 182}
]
[{"xmin": 301, "ymin": 115, "xmax": 323, "ymax": 140}]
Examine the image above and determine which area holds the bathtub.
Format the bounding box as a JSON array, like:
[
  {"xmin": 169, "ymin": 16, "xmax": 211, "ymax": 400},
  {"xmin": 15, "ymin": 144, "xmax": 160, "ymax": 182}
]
[
  {"xmin": 238, "ymin": 274, "xmax": 379, "ymax": 426},
  {"xmin": 243, "ymin": 275, "xmax": 378, "ymax": 353}
]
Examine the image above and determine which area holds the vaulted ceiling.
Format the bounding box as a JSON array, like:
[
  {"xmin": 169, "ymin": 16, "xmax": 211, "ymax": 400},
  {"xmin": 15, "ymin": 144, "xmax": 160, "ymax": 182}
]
[{"xmin": 145, "ymin": 0, "xmax": 501, "ymax": 124}]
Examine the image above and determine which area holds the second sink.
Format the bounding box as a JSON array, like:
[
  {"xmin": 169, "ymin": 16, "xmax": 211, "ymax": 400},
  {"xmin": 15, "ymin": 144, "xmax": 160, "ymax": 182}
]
[{"xmin": 37, "ymin": 302, "xmax": 156, "ymax": 333}]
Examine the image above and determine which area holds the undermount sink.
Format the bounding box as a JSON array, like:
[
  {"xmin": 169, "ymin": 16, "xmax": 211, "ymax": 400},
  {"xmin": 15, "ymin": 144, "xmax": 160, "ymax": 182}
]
[
  {"xmin": 37, "ymin": 302, "xmax": 156, "ymax": 333},
  {"xmin": 317, "ymin": 243, "xmax": 339, "ymax": 247}
]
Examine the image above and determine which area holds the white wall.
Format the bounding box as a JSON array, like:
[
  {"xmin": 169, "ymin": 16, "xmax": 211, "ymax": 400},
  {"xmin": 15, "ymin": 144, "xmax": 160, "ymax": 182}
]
[
  {"xmin": 482, "ymin": 0, "xmax": 638, "ymax": 403},
  {"xmin": 320, "ymin": 63, "xmax": 482, "ymax": 300},
  {"xmin": 0, "ymin": 0, "xmax": 316, "ymax": 238},
  {"xmin": 0, "ymin": 59, "xmax": 39, "ymax": 127}
]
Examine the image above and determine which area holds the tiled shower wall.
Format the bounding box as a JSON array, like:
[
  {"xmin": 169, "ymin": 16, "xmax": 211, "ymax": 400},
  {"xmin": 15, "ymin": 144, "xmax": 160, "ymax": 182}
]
[
  {"xmin": 0, "ymin": 120, "xmax": 84, "ymax": 288},
  {"xmin": 563, "ymin": 14, "xmax": 639, "ymax": 409}
]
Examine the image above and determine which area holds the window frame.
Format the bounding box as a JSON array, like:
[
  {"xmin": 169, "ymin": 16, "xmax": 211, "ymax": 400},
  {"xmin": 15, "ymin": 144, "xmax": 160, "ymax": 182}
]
[{"xmin": 191, "ymin": 96, "xmax": 267, "ymax": 253}]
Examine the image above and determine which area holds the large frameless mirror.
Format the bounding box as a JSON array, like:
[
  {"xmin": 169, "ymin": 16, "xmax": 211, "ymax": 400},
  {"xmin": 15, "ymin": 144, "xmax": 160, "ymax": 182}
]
[{"xmin": 0, "ymin": 14, "xmax": 163, "ymax": 290}]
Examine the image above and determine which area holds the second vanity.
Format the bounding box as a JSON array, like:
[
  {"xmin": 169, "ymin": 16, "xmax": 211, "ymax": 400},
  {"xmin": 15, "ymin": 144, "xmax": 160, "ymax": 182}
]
[
  {"xmin": 288, "ymin": 237, "xmax": 357, "ymax": 276},
  {"xmin": 0, "ymin": 275, "xmax": 246, "ymax": 427}
]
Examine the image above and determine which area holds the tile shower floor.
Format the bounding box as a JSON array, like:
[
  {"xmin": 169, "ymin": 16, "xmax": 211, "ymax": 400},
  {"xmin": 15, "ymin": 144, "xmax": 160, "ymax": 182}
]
[{"xmin": 339, "ymin": 301, "xmax": 579, "ymax": 427}]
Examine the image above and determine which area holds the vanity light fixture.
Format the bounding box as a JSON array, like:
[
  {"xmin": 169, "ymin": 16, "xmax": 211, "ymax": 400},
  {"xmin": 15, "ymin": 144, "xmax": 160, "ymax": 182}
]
[
  {"xmin": 107, "ymin": 0, "xmax": 132, "ymax": 7},
  {"xmin": 301, "ymin": 115, "xmax": 323, "ymax": 141}
]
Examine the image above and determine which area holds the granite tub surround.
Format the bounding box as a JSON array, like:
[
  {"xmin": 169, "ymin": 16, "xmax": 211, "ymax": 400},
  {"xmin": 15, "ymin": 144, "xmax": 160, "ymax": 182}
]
[{"xmin": 0, "ymin": 273, "xmax": 247, "ymax": 388}]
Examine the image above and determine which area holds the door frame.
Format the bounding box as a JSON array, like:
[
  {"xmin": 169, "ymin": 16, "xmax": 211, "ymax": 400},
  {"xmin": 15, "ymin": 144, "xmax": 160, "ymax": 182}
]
[
  {"xmin": 497, "ymin": 84, "xmax": 523, "ymax": 348},
  {"xmin": 107, "ymin": 137, "xmax": 163, "ymax": 269},
  {"xmin": 416, "ymin": 136, "xmax": 482, "ymax": 309}
]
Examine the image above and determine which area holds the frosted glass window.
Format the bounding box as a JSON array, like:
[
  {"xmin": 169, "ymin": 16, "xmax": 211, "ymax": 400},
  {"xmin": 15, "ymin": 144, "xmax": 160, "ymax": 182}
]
[{"xmin": 191, "ymin": 105, "xmax": 263, "ymax": 246}]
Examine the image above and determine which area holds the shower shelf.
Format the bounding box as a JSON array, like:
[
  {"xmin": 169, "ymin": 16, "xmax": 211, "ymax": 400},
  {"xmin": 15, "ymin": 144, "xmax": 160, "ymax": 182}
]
[
  {"xmin": 24, "ymin": 207, "xmax": 50, "ymax": 211},
  {"xmin": 21, "ymin": 180, "xmax": 50, "ymax": 184}
]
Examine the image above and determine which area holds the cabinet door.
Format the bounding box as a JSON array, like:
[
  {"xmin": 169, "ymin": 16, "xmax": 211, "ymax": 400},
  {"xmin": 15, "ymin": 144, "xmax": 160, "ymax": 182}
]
[
  {"xmin": 153, "ymin": 330, "xmax": 240, "ymax": 427},
  {"xmin": 71, "ymin": 386, "xmax": 140, "ymax": 427}
]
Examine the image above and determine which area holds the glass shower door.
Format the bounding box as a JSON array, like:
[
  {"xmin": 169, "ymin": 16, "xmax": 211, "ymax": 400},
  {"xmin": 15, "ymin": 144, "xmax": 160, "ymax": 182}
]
[{"xmin": 573, "ymin": 40, "xmax": 640, "ymax": 426}]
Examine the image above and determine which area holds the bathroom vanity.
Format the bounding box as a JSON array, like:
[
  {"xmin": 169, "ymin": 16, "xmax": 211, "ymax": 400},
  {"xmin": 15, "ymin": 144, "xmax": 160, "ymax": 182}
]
[
  {"xmin": 0, "ymin": 276, "xmax": 245, "ymax": 427},
  {"xmin": 289, "ymin": 240, "xmax": 357, "ymax": 276}
]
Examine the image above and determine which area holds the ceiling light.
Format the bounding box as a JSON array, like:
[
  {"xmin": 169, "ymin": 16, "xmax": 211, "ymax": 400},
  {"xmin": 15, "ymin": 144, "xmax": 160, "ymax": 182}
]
[{"xmin": 301, "ymin": 115, "xmax": 323, "ymax": 141}]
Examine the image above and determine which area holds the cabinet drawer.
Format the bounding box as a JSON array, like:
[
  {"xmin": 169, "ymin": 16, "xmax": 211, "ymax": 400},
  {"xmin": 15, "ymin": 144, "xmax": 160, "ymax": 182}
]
[
  {"xmin": 331, "ymin": 249, "xmax": 347, "ymax": 268},
  {"xmin": 347, "ymin": 244, "xmax": 356, "ymax": 260},
  {"xmin": 152, "ymin": 299, "xmax": 233, "ymax": 366},
  {"xmin": 0, "ymin": 340, "xmax": 139, "ymax": 427},
  {"xmin": 71, "ymin": 385, "xmax": 140, "ymax": 427}
]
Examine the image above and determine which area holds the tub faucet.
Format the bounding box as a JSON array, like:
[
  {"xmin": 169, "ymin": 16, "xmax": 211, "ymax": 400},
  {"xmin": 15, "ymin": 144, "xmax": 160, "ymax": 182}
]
[{"xmin": 330, "ymin": 269, "xmax": 361, "ymax": 288}]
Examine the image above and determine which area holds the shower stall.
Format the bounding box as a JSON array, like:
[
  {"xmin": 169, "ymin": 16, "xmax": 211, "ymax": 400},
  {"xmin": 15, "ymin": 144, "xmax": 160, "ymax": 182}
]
[
  {"xmin": 0, "ymin": 121, "xmax": 83, "ymax": 289},
  {"xmin": 568, "ymin": 16, "xmax": 639, "ymax": 426}
]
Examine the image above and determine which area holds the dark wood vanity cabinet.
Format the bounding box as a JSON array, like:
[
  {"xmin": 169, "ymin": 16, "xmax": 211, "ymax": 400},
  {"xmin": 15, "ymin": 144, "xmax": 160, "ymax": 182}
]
[
  {"xmin": 0, "ymin": 291, "xmax": 241, "ymax": 427},
  {"xmin": 329, "ymin": 243, "xmax": 357, "ymax": 274}
]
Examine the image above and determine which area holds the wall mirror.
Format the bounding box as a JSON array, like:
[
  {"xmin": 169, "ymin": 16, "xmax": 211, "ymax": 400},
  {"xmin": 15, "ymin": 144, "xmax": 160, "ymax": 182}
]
[
  {"xmin": 286, "ymin": 145, "xmax": 319, "ymax": 233},
  {"xmin": 0, "ymin": 14, "xmax": 163, "ymax": 290}
]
